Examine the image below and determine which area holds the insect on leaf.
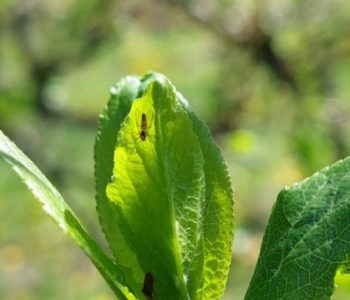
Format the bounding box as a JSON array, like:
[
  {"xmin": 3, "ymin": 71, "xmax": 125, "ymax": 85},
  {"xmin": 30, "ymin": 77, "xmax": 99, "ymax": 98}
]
[{"xmin": 100, "ymin": 73, "xmax": 234, "ymax": 300}]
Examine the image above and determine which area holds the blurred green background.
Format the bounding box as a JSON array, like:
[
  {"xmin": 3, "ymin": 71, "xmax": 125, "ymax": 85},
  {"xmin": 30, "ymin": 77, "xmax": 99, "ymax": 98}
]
[{"xmin": 1, "ymin": 0, "xmax": 350, "ymax": 299}]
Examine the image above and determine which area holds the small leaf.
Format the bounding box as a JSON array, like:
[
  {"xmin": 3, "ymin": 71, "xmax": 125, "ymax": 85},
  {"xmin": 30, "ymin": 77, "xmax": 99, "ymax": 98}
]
[
  {"xmin": 245, "ymin": 157, "xmax": 350, "ymax": 300},
  {"xmin": 0, "ymin": 130, "xmax": 135, "ymax": 300}
]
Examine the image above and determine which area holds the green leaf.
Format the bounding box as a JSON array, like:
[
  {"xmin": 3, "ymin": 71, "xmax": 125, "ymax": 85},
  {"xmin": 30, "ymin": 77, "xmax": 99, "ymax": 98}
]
[
  {"xmin": 106, "ymin": 77, "xmax": 203, "ymax": 299},
  {"xmin": 0, "ymin": 130, "xmax": 135, "ymax": 300},
  {"xmin": 180, "ymin": 95, "xmax": 235, "ymax": 300},
  {"xmin": 245, "ymin": 157, "xmax": 350, "ymax": 300},
  {"xmin": 97, "ymin": 72, "xmax": 234, "ymax": 299},
  {"xmin": 94, "ymin": 76, "xmax": 145, "ymax": 298},
  {"xmin": 149, "ymin": 73, "xmax": 234, "ymax": 299}
]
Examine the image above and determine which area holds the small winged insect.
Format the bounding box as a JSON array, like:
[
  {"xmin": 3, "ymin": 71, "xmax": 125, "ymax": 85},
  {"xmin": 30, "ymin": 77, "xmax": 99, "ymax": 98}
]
[{"xmin": 135, "ymin": 109, "xmax": 154, "ymax": 142}]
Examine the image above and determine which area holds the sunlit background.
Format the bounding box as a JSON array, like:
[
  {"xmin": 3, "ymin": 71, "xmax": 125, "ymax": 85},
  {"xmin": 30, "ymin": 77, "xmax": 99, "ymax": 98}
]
[{"xmin": 1, "ymin": 0, "xmax": 350, "ymax": 299}]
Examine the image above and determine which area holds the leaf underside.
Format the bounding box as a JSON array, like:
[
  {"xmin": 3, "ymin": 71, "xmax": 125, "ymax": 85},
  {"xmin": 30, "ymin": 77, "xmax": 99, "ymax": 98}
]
[{"xmin": 245, "ymin": 157, "xmax": 350, "ymax": 300}]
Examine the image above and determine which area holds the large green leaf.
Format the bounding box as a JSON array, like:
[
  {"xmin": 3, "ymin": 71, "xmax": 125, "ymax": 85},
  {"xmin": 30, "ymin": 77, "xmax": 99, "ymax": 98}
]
[
  {"xmin": 97, "ymin": 73, "xmax": 234, "ymax": 299},
  {"xmin": 245, "ymin": 157, "xmax": 350, "ymax": 300},
  {"xmin": 106, "ymin": 78, "xmax": 203, "ymax": 299},
  {"xmin": 0, "ymin": 130, "xmax": 135, "ymax": 300}
]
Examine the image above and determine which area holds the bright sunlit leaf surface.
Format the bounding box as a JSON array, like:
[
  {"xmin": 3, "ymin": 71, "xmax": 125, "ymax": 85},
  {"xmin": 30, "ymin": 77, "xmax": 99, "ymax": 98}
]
[
  {"xmin": 95, "ymin": 73, "xmax": 234, "ymax": 299},
  {"xmin": 245, "ymin": 157, "xmax": 350, "ymax": 300}
]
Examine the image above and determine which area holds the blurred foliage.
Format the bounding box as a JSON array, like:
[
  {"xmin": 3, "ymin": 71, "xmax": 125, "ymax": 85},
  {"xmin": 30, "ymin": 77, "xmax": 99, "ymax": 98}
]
[{"xmin": 1, "ymin": 0, "xmax": 350, "ymax": 299}]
